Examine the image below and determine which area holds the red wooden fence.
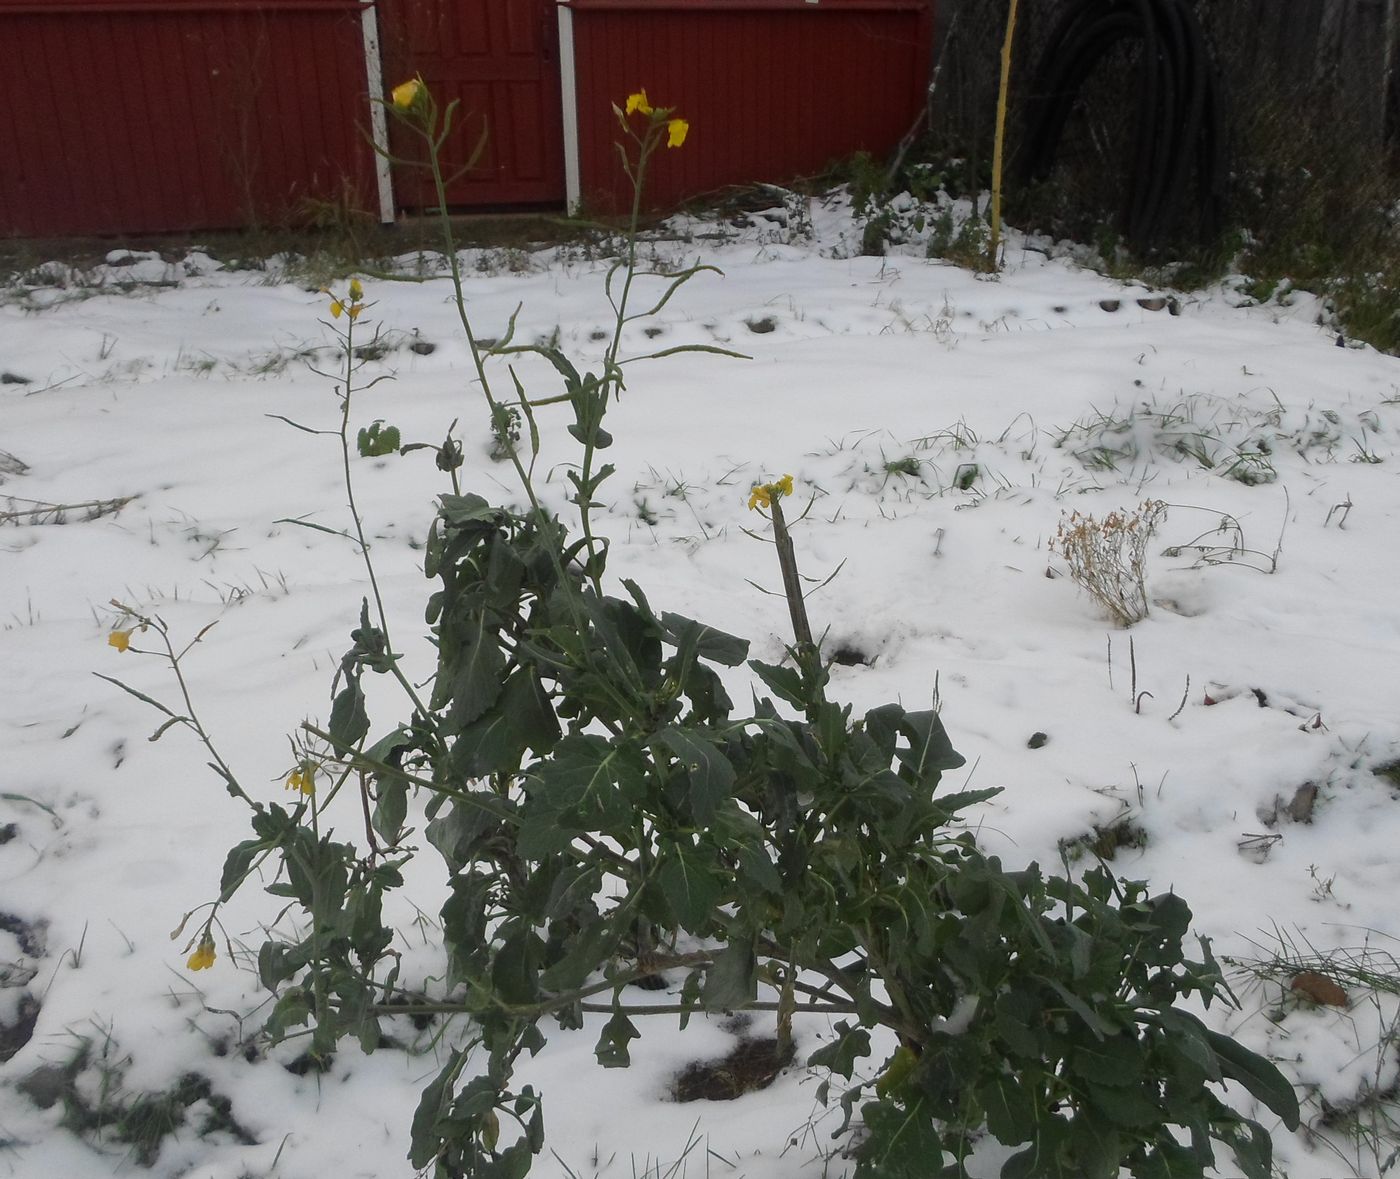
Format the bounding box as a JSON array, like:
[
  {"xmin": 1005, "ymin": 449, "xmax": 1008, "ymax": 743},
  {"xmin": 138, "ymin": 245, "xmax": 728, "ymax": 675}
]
[
  {"xmin": 0, "ymin": 0, "xmax": 377, "ymax": 237},
  {"xmin": 0, "ymin": 0, "xmax": 935, "ymax": 237},
  {"xmin": 565, "ymin": 0, "xmax": 934, "ymax": 211}
]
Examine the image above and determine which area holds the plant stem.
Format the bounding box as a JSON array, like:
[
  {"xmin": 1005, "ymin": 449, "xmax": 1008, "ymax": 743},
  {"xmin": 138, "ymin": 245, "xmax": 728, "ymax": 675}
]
[
  {"xmin": 336, "ymin": 315, "xmax": 435, "ymax": 728},
  {"xmin": 768, "ymin": 498, "xmax": 816, "ymax": 661}
]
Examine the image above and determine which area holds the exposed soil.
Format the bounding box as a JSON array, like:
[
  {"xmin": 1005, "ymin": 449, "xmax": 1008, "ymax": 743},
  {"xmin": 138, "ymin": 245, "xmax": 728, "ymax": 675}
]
[
  {"xmin": 671, "ymin": 1036, "xmax": 795, "ymax": 1102},
  {"xmin": 0, "ymin": 993, "xmax": 40, "ymax": 1063}
]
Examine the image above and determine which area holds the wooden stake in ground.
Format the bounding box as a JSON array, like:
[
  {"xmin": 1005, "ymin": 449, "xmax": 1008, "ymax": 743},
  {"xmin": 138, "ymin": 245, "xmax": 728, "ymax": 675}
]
[{"xmin": 988, "ymin": 0, "xmax": 1021, "ymax": 271}]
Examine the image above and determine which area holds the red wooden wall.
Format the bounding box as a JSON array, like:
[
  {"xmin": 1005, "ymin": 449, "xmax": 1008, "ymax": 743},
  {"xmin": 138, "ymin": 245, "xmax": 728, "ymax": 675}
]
[
  {"xmin": 566, "ymin": 0, "xmax": 934, "ymax": 211},
  {"xmin": 0, "ymin": 0, "xmax": 378, "ymax": 237}
]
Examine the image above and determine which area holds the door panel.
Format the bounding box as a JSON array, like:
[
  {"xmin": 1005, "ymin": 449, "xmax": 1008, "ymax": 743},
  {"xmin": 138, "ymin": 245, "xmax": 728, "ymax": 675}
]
[{"xmin": 377, "ymin": 0, "xmax": 565, "ymax": 208}]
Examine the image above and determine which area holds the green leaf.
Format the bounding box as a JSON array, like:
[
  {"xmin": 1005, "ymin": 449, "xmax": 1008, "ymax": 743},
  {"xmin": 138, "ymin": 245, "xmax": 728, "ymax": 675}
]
[
  {"xmin": 1037, "ymin": 977, "xmax": 1118, "ymax": 1040},
  {"xmin": 806, "ymin": 1019, "xmax": 871, "ymax": 1080},
  {"xmin": 1134, "ymin": 1137, "xmax": 1207, "ymax": 1179},
  {"xmin": 218, "ymin": 838, "xmax": 264, "ymax": 901},
  {"xmin": 1219, "ymin": 1119, "xmax": 1275, "ymax": 1179},
  {"xmin": 658, "ymin": 843, "xmax": 722, "ymax": 933},
  {"xmin": 425, "ymin": 796, "xmax": 501, "ymax": 873},
  {"xmin": 539, "ymin": 921, "xmax": 616, "ymax": 993},
  {"xmin": 979, "ymin": 1073, "xmax": 1039, "ymax": 1145},
  {"xmin": 1080, "ymin": 1079, "xmax": 1162, "ymax": 1127},
  {"xmin": 1143, "ymin": 1008, "xmax": 1221, "ymax": 1083},
  {"xmin": 443, "ymin": 613, "xmax": 505, "ymax": 727},
  {"xmin": 329, "ymin": 678, "xmax": 369, "ymax": 746},
  {"xmin": 700, "ymin": 938, "xmax": 756, "ymax": 1011},
  {"xmin": 1066, "ymin": 1111, "xmax": 1124, "ymax": 1179},
  {"xmin": 409, "ymin": 1050, "xmax": 468, "ymax": 1168},
  {"xmin": 437, "ymin": 492, "xmax": 501, "ymax": 527},
  {"xmin": 491, "ymin": 924, "xmax": 542, "ymax": 1006},
  {"xmin": 652, "ymin": 727, "xmax": 734, "ymax": 824},
  {"xmin": 372, "ymin": 778, "xmax": 408, "ymax": 844},
  {"xmin": 862, "ymin": 702, "xmax": 905, "ymax": 758},
  {"xmin": 749, "ymin": 659, "xmax": 807, "ymax": 709},
  {"xmin": 1000, "ymin": 1120, "xmax": 1074, "ymax": 1179},
  {"xmin": 362, "ymin": 725, "xmax": 413, "ymax": 765},
  {"xmin": 856, "ymin": 1095, "xmax": 944, "ymax": 1178},
  {"xmin": 927, "ymin": 786, "xmax": 1003, "ymax": 821},
  {"xmin": 537, "ymin": 346, "xmax": 583, "ymax": 389},
  {"xmin": 660, "ymin": 611, "xmax": 749, "ymax": 667},
  {"xmin": 451, "ymin": 669, "xmax": 559, "ymax": 780},
  {"xmin": 567, "ymin": 422, "xmax": 613, "ymax": 449},
  {"xmin": 895, "ymin": 710, "xmax": 966, "ymax": 786},
  {"xmin": 356, "ymin": 420, "xmax": 402, "ymax": 457},
  {"xmin": 594, "ymin": 1009, "xmax": 638, "ymax": 1068},
  {"xmin": 1204, "ymin": 1028, "xmax": 1300, "ymax": 1129},
  {"xmin": 1069, "ymin": 1034, "xmax": 1147, "ymax": 1088},
  {"xmin": 521, "ymin": 735, "xmax": 646, "ymax": 848},
  {"xmin": 737, "ymin": 843, "xmax": 782, "ymax": 895},
  {"xmin": 994, "ymin": 987, "xmax": 1046, "ymax": 1059}
]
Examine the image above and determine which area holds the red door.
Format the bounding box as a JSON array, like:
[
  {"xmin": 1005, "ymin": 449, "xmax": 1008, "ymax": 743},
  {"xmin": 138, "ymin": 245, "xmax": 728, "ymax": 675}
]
[{"xmin": 376, "ymin": 0, "xmax": 565, "ymax": 209}]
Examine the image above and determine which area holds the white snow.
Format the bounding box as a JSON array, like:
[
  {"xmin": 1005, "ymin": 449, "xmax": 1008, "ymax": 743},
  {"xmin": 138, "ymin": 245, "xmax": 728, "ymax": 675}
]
[{"xmin": 3, "ymin": 194, "xmax": 1399, "ymax": 1178}]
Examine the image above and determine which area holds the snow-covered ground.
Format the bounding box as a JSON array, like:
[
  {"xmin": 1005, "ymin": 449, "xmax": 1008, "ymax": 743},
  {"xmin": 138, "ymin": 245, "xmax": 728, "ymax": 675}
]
[{"xmin": 3, "ymin": 194, "xmax": 1400, "ymax": 1178}]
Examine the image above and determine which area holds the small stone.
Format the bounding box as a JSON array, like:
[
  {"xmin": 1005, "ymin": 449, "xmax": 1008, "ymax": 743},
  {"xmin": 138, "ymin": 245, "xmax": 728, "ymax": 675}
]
[
  {"xmin": 18, "ymin": 1062, "xmax": 69, "ymax": 1109},
  {"xmin": 1289, "ymin": 971, "xmax": 1348, "ymax": 1007},
  {"xmin": 1137, "ymin": 296, "xmax": 1168, "ymax": 312},
  {"xmin": 0, "ymin": 992, "xmax": 39, "ymax": 1062},
  {"xmin": 1099, "ymin": 299, "xmax": 1121, "ymax": 312},
  {"xmin": 1027, "ymin": 732, "xmax": 1049, "ymax": 749},
  {"xmin": 1286, "ymin": 782, "xmax": 1318, "ymax": 823}
]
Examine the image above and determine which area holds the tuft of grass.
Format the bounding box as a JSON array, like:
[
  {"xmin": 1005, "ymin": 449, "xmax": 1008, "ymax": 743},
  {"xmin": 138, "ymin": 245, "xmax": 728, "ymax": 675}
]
[
  {"xmin": 1059, "ymin": 813, "xmax": 1148, "ymax": 863},
  {"xmin": 1227, "ymin": 930, "xmax": 1400, "ymax": 1176},
  {"xmin": 31, "ymin": 1031, "xmax": 257, "ymax": 1166},
  {"xmin": 883, "ymin": 455, "xmax": 921, "ymax": 478}
]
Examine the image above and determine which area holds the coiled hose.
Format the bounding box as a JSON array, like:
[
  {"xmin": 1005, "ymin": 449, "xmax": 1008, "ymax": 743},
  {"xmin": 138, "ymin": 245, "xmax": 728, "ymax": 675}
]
[{"xmin": 1016, "ymin": 0, "xmax": 1225, "ymax": 249}]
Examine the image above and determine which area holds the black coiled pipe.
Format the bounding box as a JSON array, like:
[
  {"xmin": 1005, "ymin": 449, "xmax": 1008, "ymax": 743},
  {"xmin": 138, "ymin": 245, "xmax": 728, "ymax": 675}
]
[{"xmin": 1017, "ymin": 0, "xmax": 1224, "ymax": 249}]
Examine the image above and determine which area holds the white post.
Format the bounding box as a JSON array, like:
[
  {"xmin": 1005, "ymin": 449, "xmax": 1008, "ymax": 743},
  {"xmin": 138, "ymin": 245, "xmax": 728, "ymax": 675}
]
[
  {"xmin": 361, "ymin": 2, "xmax": 396, "ymax": 224},
  {"xmin": 557, "ymin": 1, "xmax": 582, "ymax": 214}
]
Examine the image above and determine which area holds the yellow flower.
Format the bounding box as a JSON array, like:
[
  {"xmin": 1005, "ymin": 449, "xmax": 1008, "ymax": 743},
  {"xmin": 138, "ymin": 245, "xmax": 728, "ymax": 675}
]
[
  {"xmin": 747, "ymin": 474, "xmax": 795, "ymax": 512},
  {"xmin": 186, "ymin": 936, "xmax": 216, "ymax": 971},
  {"xmin": 666, "ymin": 118, "xmax": 689, "ymax": 149},
  {"xmin": 625, "ymin": 90, "xmax": 652, "ymax": 116},
  {"xmin": 390, "ymin": 77, "xmax": 425, "ymax": 112},
  {"xmin": 108, "ymin": 629, "xmax": 133, "ymax": 652},
  {"xmin": 329, "ymin": 299, "xmax": 344, "ymax": 319},
  {"xmin": 286, "ymin": 765, "xmax": 316, "ymax": 796},
  {"xmin": 348, "ymin": 278, "xmax": 364, "ymax": 301}
]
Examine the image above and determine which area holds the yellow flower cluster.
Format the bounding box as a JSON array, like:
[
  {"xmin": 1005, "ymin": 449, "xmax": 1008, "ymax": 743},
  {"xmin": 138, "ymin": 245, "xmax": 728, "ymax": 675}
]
[
  {"xmin": 187, "ymin": 935, "xmax": 216, "ymax": 971},
  {"xmin": 624, "ymin": 89, "xmax": 689, "ymax": 148},
  {"xmin": 390, "ymin": 76, "xmax": 425, "ymax": 113},
  {"xmin": 108, "ymin": 629, "xmax": 133, "ymax": 652},
  {"xmin": 748, "ymin": 473, "xmax": 794, "ymax": 511},
  {"xmin": 327, "ymin": 277, "xmax": 365, "ymax": 322},
  {"xmin": 286, "ymin": 764, "xmax": 316, "ymax": 796}
]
